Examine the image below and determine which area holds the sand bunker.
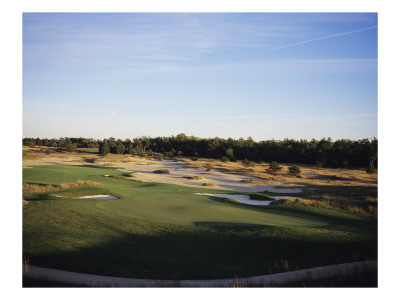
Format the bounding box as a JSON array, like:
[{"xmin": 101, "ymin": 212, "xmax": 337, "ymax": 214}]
[
  {"xmin": 23, "ymin": 155, "xmax": 303, "ymax": 194},
  {"xmin": 78, "ymin": 195, "xmax": 118, "ymax": 200},
  {"xmin": 196, "ymin": 193, "xmax": 272, "ymax": 206},
  {"xmin": 196, "ymin": 194, "xmax": 304, "ymax": 205}
]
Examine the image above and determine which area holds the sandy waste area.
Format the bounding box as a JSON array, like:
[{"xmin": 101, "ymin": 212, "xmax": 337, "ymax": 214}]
[{"xmin": 23, "ymin": 155, "xmax": 302, "ymax": 194}]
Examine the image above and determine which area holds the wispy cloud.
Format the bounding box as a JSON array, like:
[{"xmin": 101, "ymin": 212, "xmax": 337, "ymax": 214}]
[{"xmin": 266, "ymin": 25, "xmax": 377, "ymax": 52}]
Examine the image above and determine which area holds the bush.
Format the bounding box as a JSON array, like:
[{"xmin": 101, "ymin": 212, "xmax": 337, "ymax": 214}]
[
  {"xmin": 165, "ymin": 151, "xmax": 175, "ymax": 158},
  {"xmin": 182, "ymin": 176, "xmax": 203, "ymax": 180},
  {"xmin": 191, "ymin": 157, "xmax": 198, "ymax": 161},
  {"xmin": 366, "ymin": 162, "xmax": 377, "ymax": 174},
  {"xmin": 288, "ymin": 165, "xmax": 301, "ymax": 176},
  {"xmin": 153, "ymin": 169, "xmax": 170, "ymax": 174},
  {"xmin": 205, "ymin": 164, "xmax": 214, "ymax": 172},
  {"xmin": 65, "ymin": 144, "xmax": 77, "ymax": 152},
  {"xmin": 242, "ymin": 159, "xmax": 252, "ymax": 167},
  {"xmin": 220, "ymin": 156, "xmax": 229, "ymax": 162},
  {"xmin": 267, "ymin": 161, "xmax": 283, "ymax": 173}
]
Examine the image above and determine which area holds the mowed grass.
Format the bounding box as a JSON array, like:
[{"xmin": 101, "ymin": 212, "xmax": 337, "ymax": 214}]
[
  {"xmin": 23, "ymin": 165, "xmax": 326, "ymax": 227},
  {"xmin": 23, "ymin": 165, "xmax": 377, "ymax": 280}
]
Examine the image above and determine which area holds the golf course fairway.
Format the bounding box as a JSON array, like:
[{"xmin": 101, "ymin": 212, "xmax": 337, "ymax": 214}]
[{"xmin": 23, "ymin": 164, "xmax": 377, "ymax": 280}]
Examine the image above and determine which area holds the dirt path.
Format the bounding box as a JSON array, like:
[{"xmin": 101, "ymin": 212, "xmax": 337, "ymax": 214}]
[{"xmin": 23, "ymin": 261, "xmax": 376, "ymax": 287}]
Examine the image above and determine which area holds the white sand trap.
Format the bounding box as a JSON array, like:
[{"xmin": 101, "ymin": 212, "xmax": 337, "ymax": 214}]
[
  {"xmin": 78, "ymin": 195, "xmax": 118, "ymax": 200},
  {"xmin": 196, "ymin": 193, "xmax": 272, "ymax": 206}
]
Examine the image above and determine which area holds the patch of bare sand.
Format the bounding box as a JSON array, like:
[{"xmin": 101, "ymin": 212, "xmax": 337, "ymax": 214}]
[{"xmin": 24, "ymin": 153, "xmax": 302, "ymax": 193}]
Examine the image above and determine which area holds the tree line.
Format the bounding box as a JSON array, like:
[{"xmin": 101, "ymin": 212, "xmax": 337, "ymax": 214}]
[{"xmin": 23, "ymin": 134, "xmax": 377, "ymax": 168}]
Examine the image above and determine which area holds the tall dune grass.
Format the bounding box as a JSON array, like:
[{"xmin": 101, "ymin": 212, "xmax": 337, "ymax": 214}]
[
  {"xmin": 271, "ymin": 197, "xmax": 377, "ymax": 216},
  {"xmin": 23, "ymin": 180, "xmax": 103, "ymax": 195}
]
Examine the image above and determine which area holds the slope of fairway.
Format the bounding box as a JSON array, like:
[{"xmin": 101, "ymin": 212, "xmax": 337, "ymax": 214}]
[
  {"xmin": 23, "ymin": 165, "xmax": 327, "ymax": 227},
  {"xmin": 100, "ymin": 191, "xmax": 328, "ymax": 227},
  {"xmin": 23, "ymin": 164, "xmax": 377, "ymax": 280}
]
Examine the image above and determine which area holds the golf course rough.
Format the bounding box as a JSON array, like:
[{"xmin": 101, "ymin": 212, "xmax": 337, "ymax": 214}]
[{"xmin": 23, "ymin": 164, "xmax": 377, "ymax": 280}]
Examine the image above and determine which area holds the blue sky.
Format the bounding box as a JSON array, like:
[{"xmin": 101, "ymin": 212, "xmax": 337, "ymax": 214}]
[{"xmin": 23, "ymin": 13, "xmax": 377, "ymax": 141}]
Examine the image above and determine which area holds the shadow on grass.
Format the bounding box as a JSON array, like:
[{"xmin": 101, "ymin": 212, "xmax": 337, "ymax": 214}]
[
  {"xmin": 23, "ymin": 220, "xmax": 377, "ymax": 283},
  {"xmin": 73, "ymin": 164, "xmax": 119, "ymax": 170},
  {"xmin": 193, "ymin": 221, "xmax": 275, "ymax": 229}
]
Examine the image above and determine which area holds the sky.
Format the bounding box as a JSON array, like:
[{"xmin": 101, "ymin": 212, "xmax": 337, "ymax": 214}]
[{"xmin": 23, "ymin": 12, "xmax": 377, "ymax": 141}]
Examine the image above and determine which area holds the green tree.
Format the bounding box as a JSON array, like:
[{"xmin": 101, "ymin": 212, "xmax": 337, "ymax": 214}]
[
  {"xmin": 288, "ymin": 165, "xmax": 301, "ymax": 176},
  {"xmin": 126, "ymin": 142, "xmax": 134, "ymax": 155},
  {"xmin": 225, "ymin": 148, "xmax": 235, "ymax": 161},
  {"xmin": 366, "ymin": 162, "xmax": 377, "ymax": 174},
  {"xmin": 116, "ymin": 141, "xmax": 125, "ymax": 154},
  {"xmin": 268, "ymin": 161, "xmax": 283, "ymax": 173},
  {"xmin": 65, "ymin": 143, "xmax": 77, "ymax": 152},
  {"xmin": 100, "ymin": 140, "xmax": 110, "ymax": 155}
]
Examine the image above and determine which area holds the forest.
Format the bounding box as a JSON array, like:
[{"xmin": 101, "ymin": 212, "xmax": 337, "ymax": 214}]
[{"xmin": 23, "ymin": 134, "xmax": 377, "ymax": 169}]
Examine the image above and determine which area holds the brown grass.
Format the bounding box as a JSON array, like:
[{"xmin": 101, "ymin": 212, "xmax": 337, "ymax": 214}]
[
  {"xmin": 183, "ymin": 176, "xmax": 204, "ymax": 180},
  {"xmin": 23, "ymin": 180, "xmax": 103, "ymax": 195},
  {"xmin": 181, "ymin": 158, "xmax": 377, "ymax": 187},
  {"xmin": 203, "ymin": 183, "xmax": 218, "ymax": 187},
  {"xmin": 272, "ymin": 197, "xmax": 377, "ymax": 216},
  {"xmin": 23, "ymin": 146, "xmax": 94, "ymax": 162},
  {"xmin": 95, "ymin": 155, "xmax": 135, "ymax": 163},
  {"xmin": 103, "ymin": 163, "xmax": 116, "ymax": 167},
  {"xmin": 181, "ymin": 157, "xmax": 377, "ymax": 215}
]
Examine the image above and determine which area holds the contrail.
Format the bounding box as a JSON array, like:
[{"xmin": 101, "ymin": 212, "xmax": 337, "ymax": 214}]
[{"xmin": 266, "ymin": 25, "xmax": 377, "ymax": 52}]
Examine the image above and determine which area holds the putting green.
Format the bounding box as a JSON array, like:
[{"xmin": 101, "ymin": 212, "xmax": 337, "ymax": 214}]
[{"xmin": 23, "ymin": 165, "xmax": 328, "ymax": 227}]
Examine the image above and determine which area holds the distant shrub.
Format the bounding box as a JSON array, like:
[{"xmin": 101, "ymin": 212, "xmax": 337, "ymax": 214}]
[
  {"xmin": 203, "ymin": 183, "xmax": 218, "ymax": 187},
  {"xmin": 177, "ymin": 151, "xmax": 183, "ymax": 156},
  {"xmin": 165, "ymin": 151, "xmax": 175, "ymax": 158},
  {"xmin": 242, "ymin": 159, "xmax": 251, "ymax": 167},
  {"xmin": 65, "ymin": 144, "xmax": 77, "ymax": 152},
  {"xmin": 366, "ymin": 162, "xmax": 377, "ymax": 174},
  {"xmin": 315, "ymin": 161, "xmax": 323, "ymax": 168},
  {"xmin": 153, "ymin": 169, "xmax": 170, "ymax": 174},
  {"xmin": 267, "ymin": 161, "xmax": 283, "ymax": 173},
  {"xmin": 220, "ymin": 156, "xmax": 229, "ymax": 162},
  {"xmin": 123, "ymin": 172, "xmax": 136, "ymax": 178},
  {"xmin": 191, "ymin": 157, "xmax": 198, "ymax": 161},
  {"xmin": 241, "ymin": 179, "xmax": 256, "ymax": 184},
  {"xmin": 225, "ymin": 148, "xmax": 235, "ymax": 161},
  {"xmin": 342, "ymin": 160, "xmax": 349, "ymax": 168},
  {"xmin": 205, "ymin": 164, "xmax": 214, "ymax": 172},
  {"xmin": 183, "ymin": 176, "xmax": 204, "ymax": 180},
  {"xmin": 288, "ymin": 165, "xmax": 301, "ymax": 176}
]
